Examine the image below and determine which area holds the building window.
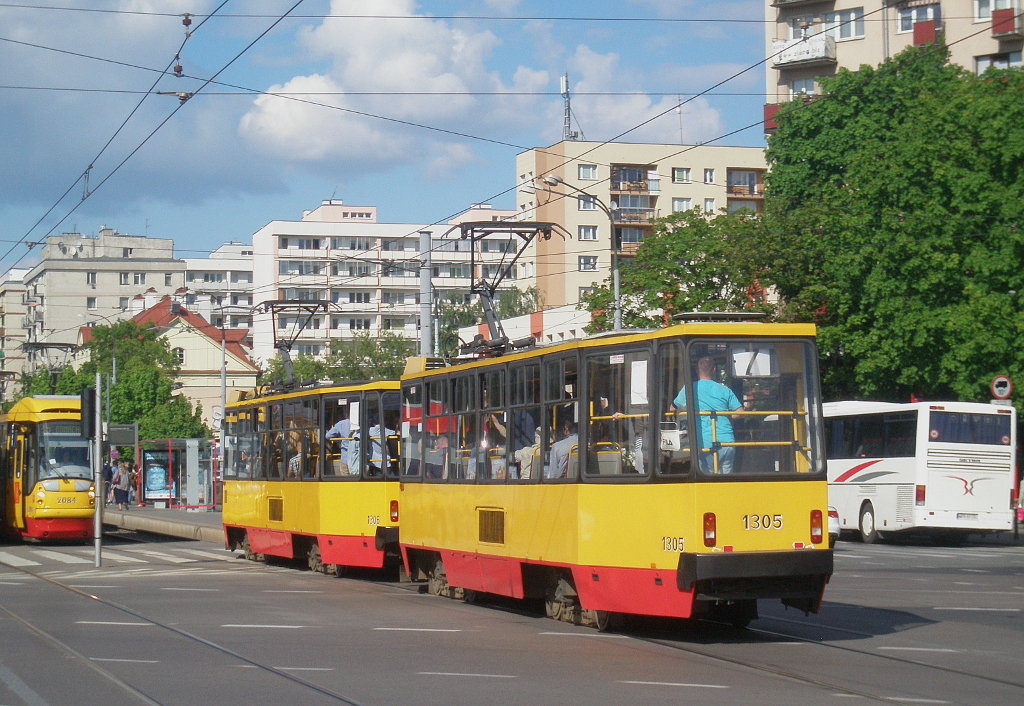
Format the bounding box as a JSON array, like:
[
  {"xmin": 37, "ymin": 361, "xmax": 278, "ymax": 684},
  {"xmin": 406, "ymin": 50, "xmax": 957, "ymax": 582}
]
[
  {"xmin": 165, "ymin": 273, "xmax": 173, "ymax": 287},
  {"xmin": 202, "ymin": 273, "xmax": 224, "ymax": 283},
  {"xmin": 704, "ymin": 198, "xmax": 716, "ymax": 212},
  {"xmin": 790, "ymin": 77, "xmax": 815, "ymax": 97},
  {"xmin": 231, "ymin": 316, "xmax": 252, "ymax": 328},
  {"xmin": 241, "ymin": 250, "xmax": 253, "ymax": 256},
  {"xmin": 173, "ymin": 348, "xmax": 185, "ymax": 365},
  {"xmin": 578, "ymin": 225, "xmax": 598, "ymax": 241},
  {"xmin": 86, "ymin": 297, "xmax": 97, "ymax": 310},
  {"xmin": 86, "ymin": 271, "xmax": 97, "ymax": 286},
  {"xmin": 671, "ymin": 198, "xmax": 692, "ymax": 213},
  {"xmin": 119, "ymin": 272, "xmax": 129, "ymax": 285},
  {"xmin": 703, "ymin": 168, "xmax": 715, "ymax": 184},
  {"xmin": 578, "ymin": 164, "xmax": 598, "ymax": 180},
  {"xmin": 279, "ymin": 237, "xmax": 289, "ymax": 249},
  {"xmin": 898, "ymin": 4, "xmax": 940, "ymax": 32},
  {"xmin": 382, "ymin": 318, "xmax": 405, "ymax": 330},
  {"xmin": 230, "ymin": 271, "xmax": 252, "ymax": 283},
  {"xmin": 134, "ymin": 273, "xmax": 146, "ymax": 285},
  {"xmin": 672, "ymin": 167, "xmax": 691, "ymax": 183},
  {"xmin": 975, "ymin": 51, "xmax": 1022, "ymax": 74},
  {"xmin": 579, "ymin": 287, "xmax": 594, "ymax": 299},
  {"xmin": 280, "ymin": 260, "xmax": 325, "ymax": 276},
  {"xmin": 788, "ymin": 16, "xmax": 814, "ymax": 39},
  {"xmin": 578, "ymin": 256, "xmax": 598, "ymax": 271},
  {"xmin": 577, "ymin": 195, "xmax": 597, "ymax": 211},
  {"xmin": 349, "ymin": 318, "xmax": 371, "ymax": 330},
  {"xmin": 824, "ymin": 8, "xmax": 864, "ymax": 39},
  {"xmin": 619, "ymin": 227, "xmax": 644, "ymax": 244},
  {"xmin": 119, "ymin": 297, "xmax": 129, "ymax": 309},
  {"xmin": 297, "ymin": 238, "xmax": 321, "ymax": 250},
  {"xmin": 122, "ymin": 248, "xmax": 132, "ymax": 258},
  {"xmin": 349, "ymin": 292, "xmax": 370, "ymax": 304}
]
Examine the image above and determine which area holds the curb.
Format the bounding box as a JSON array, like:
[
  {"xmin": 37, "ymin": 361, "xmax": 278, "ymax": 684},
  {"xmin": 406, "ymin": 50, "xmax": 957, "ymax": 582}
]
[{"xmin": 103, "ymin": 511, "xmax": 223, "ymax": 544}]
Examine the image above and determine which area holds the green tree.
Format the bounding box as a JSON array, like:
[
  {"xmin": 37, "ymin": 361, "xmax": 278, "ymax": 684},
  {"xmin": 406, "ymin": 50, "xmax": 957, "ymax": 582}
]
[
  {"xmin": 766, "ymin": 43, "xmax": 1024, "ymax": 403},
  {"xmin": 581, "ymin": 209, "xmax": 772, "ymax": 332},
  {"xmin": 326, "ymin": 330, "xmax": 416, "ymax": 381},
  {"xmin": 435, "ymin": 286, "xmax": 542, "ymax": 356}
]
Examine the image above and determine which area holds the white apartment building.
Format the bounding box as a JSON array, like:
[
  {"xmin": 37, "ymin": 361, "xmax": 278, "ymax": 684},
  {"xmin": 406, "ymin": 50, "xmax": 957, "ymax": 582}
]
[
  {"xmin": 183, "ymin": 242, "xmax": 254, "ymax": 334},
  {"xmin": 765, "ymin": 1, "xmax": 1023, "ymax": 127},
  {"xmin": 250, "ymin": 200, "xmax": 519, "ymax": 364},
  {"xmin": 515, "ymin": 141, "xmax": 767, "ymax": 309},
  {"xmin": 20, "ymin": 228, "xmax": 186, "ymax": 370},
  {"xmin": 0, "ymin": 268, "xmax": 29, "ymax": 403}
]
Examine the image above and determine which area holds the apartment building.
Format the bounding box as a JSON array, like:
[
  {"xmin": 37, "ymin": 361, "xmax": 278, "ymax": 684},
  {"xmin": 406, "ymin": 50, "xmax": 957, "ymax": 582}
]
[
  {"xmin": 250, "ymin": 200, "xmax": 518, "ymax": 364},
  {"xmin": 765, "ymin": 1, "xmax": 1023, "ymax": 127},
  {"xmin": 514, "ymin": 141, "xmax": 767, "ymax": 309},
  {"xmin": 0, "ymin": 269, "xmax": 29, "ymax": 403},
  {"xmin": 19, "ymin": 228, "xmax": 186, "ymax": 370},
  {"xmin": 183, "ymin": 242, "xmax": 254, "ymax": 334}
]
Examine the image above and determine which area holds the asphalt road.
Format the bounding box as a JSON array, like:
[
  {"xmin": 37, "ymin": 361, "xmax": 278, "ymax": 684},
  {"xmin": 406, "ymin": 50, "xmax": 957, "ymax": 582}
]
[{"xmin": 1, "ymin": 532, "xmax": 1022, "ymax": 706}]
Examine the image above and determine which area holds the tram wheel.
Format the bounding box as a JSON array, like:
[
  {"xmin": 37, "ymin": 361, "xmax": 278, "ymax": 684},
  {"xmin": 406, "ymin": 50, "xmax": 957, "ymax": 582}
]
[
  {"xmin": 241, "ymin": 535, "xmax": 263, "ymax": 562},
  {"xmin": 307, "ymin": 543, "xmax": 325, "ymax": 573},
  {"xmin": 428, "ymin": 558, "xmax": 449, "ymax": 597},
  {"xmin": 461, "ymin": 588, "xmax": 478, "ymax": 604},
  {"xmin": 593, "ymin": 610, "xmax": 617, "ymax": 632},
  {"xmin": 859, "ymin": 502, "xmax": 880, "ymax": 544}
]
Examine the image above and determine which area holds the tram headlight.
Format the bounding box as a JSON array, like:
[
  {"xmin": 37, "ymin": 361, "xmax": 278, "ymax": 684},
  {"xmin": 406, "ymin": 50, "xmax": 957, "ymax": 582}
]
[
  {"xmin": 87, "ymin": 490, "xmax": 96, "ymax": 499},
  {"xmin": 810, "ymin": 509, "xmax": 824, "ymax": 544},
  {"xmin": 702, "ymin": 512, "xmax": 716, "ymax": 547}
]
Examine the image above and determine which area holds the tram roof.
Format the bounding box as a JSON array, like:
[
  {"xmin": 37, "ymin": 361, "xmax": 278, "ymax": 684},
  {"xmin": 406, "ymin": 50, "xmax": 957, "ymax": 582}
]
[
  {"xmin": 405, "ymin": 320, "xmax": 817, "ymax": 379},
  {"xmin": 2, "ymin": 395, "xmax": 81, "ymax": 422}
]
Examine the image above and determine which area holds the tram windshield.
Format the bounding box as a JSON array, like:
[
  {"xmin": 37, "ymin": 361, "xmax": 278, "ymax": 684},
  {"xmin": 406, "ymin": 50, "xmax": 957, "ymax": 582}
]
[
  {"xmin": 37, "ymin": 420, "xmax": 93, "ymax": 480},
  {"xmin": 660, "ymin": 339, "xmax": 824, "ymax": 477}
]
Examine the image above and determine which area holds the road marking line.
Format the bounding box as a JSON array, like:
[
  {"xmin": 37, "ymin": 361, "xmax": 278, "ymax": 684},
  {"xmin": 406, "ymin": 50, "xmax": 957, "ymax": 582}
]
[
  {"xmin": 0, "ymin": 581, "xmax": 26, "ymax": 585},
  {"xmin": 31, "ymin": 550, "xmax": 91, "ymax": 564},
  {"xmin": 160, "ymin": 587, "xmax": 219, "ymax": 592},
  {"xmin": 621, "ymin": 680, "xmax": 729, "ymax": 689},
  {"xmin": 418, "ymin": 672, "xmax": 516, "ymax": 679},
  {"xmin": 836, "ymin": 554, "xmax": 869, "ymax": 559},
  {"xmin": 0, "ymin": 552, "xmax": 41, "ymax": 567},
  {"xmin": 961, "ymin": 569, "xmax": 988, "ymax": 573},
  {"xmin": 120, "ymin": 549, "xmax": 195, "ymax": 564},
  {"xmin": 933, "ymin": 607, "xmax": 1020, "ymax": 612},
  {"xmin": 374, "ymin": 627, "xmax": 461, "ymax": 632},
  {"xmin": 277, "ymin": 667, "xmax": 334, "ymax": 671},
  {"xmin": 832, "ymin": 695, "xmax": 865, "ymax": 698},
  {"xmin": 220, "ymin": 624, "xmax": 309, "ymax": 629},
  {"xmin": 0, "ymin": 660, "xmax": 49, "ymax": 706},
  {"xmin": 177, "ymin": 548, "xmax": 236, "ymax": 560},
  {"xmin": 877, "ymin": 647, "xmax": 958, "ymax": 653},
  {"xmin": 539, "ymin": 631, "xmax": 629, "ymax": 639},
  {"xmin": 97, "ymin": 551, "xmax": 148, "ymax": 564},
  {"xmin": 884, "ymin": 699, "xmax": 949, "ymax": 704},
  {"xmin": 76, "ymin": 621, "xmax": 152, "ymax": 626},
  {"xmin": 262, "ymin": 590, "xmax": 323, "ymax": 594},
  {"xmin": 90, "ymin": 658, "xmax": 160, "ymax": 664}
]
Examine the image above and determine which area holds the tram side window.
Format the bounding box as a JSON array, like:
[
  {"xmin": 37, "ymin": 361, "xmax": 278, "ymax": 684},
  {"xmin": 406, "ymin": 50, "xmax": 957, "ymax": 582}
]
[
  {"xmin": 509, "ymin": 363, "xmax": 542, "ymax": 481},
  {"xmin": 267, "ymin": 403, "xmax": 284, "ymax": 480},
  {"xmin": 543, "ymin": 356, "xmax": 579, "ymax": 480},
  {"xmin": 324, "ymin": 396, "xmax": 360, "ymax": 477},
  {"xmin": 401, "ymin": 385, "xmax": 423, "ymax": 478},
  {"xmin": 224, "ymin": 412, "xmax": 241, "ymax": 479},
  {"xmin": 381, "ymin": 391, "xmax": 400, "ymax": 478},
  {"xmin": 301, "ymin": 398, "xmax": 320, "ymax": 479},
  {"xmin": 826, "ymin": 412, "xmax": 918, "ymax": 459},
  {"xmin": 424, "ymin": 379, "xmax": 452, "ymax": 481},
  {"xmin": 284, "ymin": 402, "xmax": 304, "ymax": 479},
  {"xmin": 479, "ymin": 369, "xmax": 508, "ymax": 481},
  {"xmin": 252, "ymin": 406, "xmax": 266, "ymax": 479},
  {"xmin": 449, "ymin": 375, "xmax": 479, "ymax": 481},
  {"xmin": 657, "ymin": 342, "xmax": 692, "ymax": 476},
  {"xmin": 586, "ymin": 350, "xmax": 651, "ymax": 477}
]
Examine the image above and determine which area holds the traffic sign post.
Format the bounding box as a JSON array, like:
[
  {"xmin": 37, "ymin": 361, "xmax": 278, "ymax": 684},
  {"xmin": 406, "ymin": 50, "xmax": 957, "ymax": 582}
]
[{"xmin": 991, "ymin": 375, "xmax": 1012, "ymax": 402}]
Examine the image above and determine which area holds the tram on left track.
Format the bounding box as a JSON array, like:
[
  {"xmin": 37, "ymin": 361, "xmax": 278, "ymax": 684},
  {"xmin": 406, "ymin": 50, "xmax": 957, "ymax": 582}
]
[
  {"xmin": 221, "ymin": 380, "xmax": 403, "ymax": 574},
  {"xmin": 0, "ymin": 395, "xmax": 95, "ymax": 540}
]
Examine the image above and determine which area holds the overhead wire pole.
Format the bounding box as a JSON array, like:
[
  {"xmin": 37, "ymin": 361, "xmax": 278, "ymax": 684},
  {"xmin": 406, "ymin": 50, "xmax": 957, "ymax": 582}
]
[
  {"xmin": 93, "ymin": 372, "xmax": 102, "ymax": 567},
  {"xmin": 419, "ymin": 231, "xmax": 433, "ymax": 356}
]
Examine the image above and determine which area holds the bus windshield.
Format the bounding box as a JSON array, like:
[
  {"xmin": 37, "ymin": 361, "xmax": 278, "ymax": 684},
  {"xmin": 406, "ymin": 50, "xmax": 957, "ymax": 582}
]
[
  {"xmin": 930, "ymin": 411, "xmax": 1012, "ymax": 446},
  {"xmin": 663, "ymin": 339, "xmax": 823, "ymax": 477},
  {"xmin": 37, "ymin": 420, "xmax": 93, "ymax": 480}
]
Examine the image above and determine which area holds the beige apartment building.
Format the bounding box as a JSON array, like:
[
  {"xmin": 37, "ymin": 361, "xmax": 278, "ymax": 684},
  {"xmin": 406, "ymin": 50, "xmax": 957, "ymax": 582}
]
[
  {"xmin": 0, "ymin": 269, "xmax": 29, "ymax": 403},
  {"xmin": 765, "ymin": 1, "xmax": 1023, "ymax": 125},
  {"xmin": 183, "ymin": 242, "xmax": 255, "ymax": 335},
  {"xmin": 514, "ymin": 141, "xmax": 767, "ymax": 309}
]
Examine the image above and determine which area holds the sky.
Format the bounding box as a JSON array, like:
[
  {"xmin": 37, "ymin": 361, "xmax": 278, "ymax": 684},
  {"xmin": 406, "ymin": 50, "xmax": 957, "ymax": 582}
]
[{"xmin": 0, "ymin": 0, "xmax": 768, "ymax": 270}]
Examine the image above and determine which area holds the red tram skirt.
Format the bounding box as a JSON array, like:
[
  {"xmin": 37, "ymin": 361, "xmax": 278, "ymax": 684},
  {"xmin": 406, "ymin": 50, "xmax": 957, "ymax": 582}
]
[
  {"xmin": 241, "ymin": 526, "xmax": 385, "ymax": 568},
  {"xmin": 24, "ymin": 517, "xmax": 93, "ymax": 539}
]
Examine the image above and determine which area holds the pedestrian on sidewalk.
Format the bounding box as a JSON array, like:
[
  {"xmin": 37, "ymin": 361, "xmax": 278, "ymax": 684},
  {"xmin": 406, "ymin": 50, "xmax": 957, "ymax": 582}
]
[{"xmin": 112, "ymin": 460, "xmax": 131, "ymax": 511}]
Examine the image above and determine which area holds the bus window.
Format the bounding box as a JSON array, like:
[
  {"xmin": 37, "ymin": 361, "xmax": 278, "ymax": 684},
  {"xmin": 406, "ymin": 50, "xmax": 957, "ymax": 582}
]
[
  {"xmin": 931, "ymin": 411, "xmax": 1011, "ymax": 446},
  {"xmin": 827, "ymin": 412, "xmax": 917, "ymax": 459},
  {"xmin": 586, "ymin": 350, "xmax": 650, "ymax": 477},
  {"xmin": 509, "ymin": 364, "xmax": 541, "ymax": 481}
]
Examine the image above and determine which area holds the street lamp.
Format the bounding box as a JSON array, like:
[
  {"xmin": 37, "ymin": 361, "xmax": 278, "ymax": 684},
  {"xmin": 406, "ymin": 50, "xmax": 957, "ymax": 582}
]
[{"xmin": 538, "ymin": 175, "xmax": 622, "ymax": 331}]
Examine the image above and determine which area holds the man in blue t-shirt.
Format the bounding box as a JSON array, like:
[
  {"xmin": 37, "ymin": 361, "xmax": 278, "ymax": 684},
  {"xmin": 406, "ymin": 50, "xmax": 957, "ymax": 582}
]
[{"xmin": 672, "ymin": 356, "xmax": 743, "ymax": 473}]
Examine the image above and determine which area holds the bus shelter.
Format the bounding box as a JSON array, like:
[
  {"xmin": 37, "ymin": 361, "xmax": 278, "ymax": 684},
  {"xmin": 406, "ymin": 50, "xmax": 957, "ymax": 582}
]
[{"xmin": 140, "ymin": 438, "xmax": 217, "ymax": 510}]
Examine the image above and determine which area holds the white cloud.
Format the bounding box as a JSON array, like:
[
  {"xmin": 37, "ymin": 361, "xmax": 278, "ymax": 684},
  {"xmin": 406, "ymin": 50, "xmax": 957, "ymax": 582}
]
[
  {"xmin": 483, "ymin": 0, "xmax": 522, "ymax": 12},
  {"xmin": 420, "ymin": 142, "xmax": 481, "ymax": 181}
]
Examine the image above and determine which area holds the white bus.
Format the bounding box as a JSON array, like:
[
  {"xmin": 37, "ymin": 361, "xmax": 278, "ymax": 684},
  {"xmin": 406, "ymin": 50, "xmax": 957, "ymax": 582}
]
[{"xmin": 823, "ymin": 401, "xmax": 1017, "ymax": 543}]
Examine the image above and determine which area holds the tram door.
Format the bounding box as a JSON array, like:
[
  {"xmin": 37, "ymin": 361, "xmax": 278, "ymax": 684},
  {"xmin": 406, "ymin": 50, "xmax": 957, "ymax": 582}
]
[{"xmin": 9, "ymin": 425, "xmax": 29, "ymax": 532}]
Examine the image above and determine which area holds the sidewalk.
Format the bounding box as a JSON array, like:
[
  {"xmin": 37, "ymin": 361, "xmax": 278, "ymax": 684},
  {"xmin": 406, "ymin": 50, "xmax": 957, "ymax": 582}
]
[{"xmin": 102, "ymin": 504, "xmax": 223, "ymax": 544}]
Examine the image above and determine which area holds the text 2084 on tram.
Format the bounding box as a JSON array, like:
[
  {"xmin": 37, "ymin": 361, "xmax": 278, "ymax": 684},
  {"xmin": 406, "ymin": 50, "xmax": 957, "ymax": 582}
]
[
  {"xmin": 1, "ymin": 396, "xmax": 95, "ymax": 540},
  {"xmin": 397, "ymin": 320, "xmax": 833, "ymax": 629}
]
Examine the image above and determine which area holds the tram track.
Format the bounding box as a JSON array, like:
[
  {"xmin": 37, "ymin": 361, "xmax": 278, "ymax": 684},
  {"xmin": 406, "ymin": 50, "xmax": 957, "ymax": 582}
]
[{"xmin": 0, "ymin": 561, "xmax": 368, "ymax": 706}]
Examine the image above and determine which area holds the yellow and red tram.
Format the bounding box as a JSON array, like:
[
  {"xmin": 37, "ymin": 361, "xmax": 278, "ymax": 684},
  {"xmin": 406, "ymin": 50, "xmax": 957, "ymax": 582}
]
[
  {"xmin": 397, "ymin": 321, "xmax": 833, "ymax": 627},
  {"xmin": 1, "ymin": 396, "xmax": 95, "ymax": 540},
  {"xmin": 221, "ymin": 381, "xmax": 403, "ymax": 573}
]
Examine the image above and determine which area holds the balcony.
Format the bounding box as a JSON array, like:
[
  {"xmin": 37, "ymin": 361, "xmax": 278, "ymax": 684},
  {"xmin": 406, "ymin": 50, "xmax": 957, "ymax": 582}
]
[
  {"xmin": 913, "ymin": 20, "xmax": 940, "ymax": 46},
  {"xmin": 993, "ymin": 9, "xmax": 1024, "ymax": 39},
  {"xmin": 612, "ymin": 208, "xmax": 658, "ymax": 224},
  {"xmin": 610, "ymin": 180, "xmax": 650, "ymax": 193},
  {"xmin": 771, "ymin": 35, "xmax": 836, "ymax": 69}
]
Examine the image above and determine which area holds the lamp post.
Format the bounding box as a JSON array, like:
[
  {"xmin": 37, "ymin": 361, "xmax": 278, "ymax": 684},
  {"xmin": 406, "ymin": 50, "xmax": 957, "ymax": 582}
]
[{"xmin": 538, "ymin": 175, "xmax": 622, "ymax": 331}]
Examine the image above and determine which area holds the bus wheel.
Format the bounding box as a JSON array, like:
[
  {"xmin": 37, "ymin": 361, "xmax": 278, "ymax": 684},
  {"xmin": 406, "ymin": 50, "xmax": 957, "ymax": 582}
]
[
  {"xmin": 307, "ymin": 543, "xmax": 325, "ymax": 573},
  {"xmin": 859, "ymin": 502, "xmax": 880, "ymax": 544}
]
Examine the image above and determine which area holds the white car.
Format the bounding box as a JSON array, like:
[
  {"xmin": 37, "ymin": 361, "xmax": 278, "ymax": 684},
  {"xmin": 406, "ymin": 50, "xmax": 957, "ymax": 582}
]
[{"xmin": 828, "ymin": 506, "xmax": 840, "ymax": 548}]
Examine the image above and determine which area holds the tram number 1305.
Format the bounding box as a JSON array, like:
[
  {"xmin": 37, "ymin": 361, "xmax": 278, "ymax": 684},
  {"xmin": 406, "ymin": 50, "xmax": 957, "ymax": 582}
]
[{"xmin": 743, "ymin": 514, "xmax": 783, "ymax": 530}]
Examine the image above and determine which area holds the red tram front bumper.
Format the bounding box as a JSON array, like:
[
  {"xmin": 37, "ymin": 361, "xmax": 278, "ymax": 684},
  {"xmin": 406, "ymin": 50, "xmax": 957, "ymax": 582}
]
[{"xmin": 23, "ymin": 517, "xmax": 93, "ymax": 539}]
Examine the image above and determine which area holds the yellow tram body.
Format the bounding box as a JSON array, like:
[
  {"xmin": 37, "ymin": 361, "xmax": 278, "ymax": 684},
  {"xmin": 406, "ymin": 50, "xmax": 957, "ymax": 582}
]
[
  {"xmin": 222, "ymin": 381, "xmax": 403, "ymax": 571},
  {"xmin": 1, "ymin": 396, "xmax": 95, "ymax": 540},
  {"xmin": 398, "ymin": 322, "xmax": 832, "ymax": 624}
]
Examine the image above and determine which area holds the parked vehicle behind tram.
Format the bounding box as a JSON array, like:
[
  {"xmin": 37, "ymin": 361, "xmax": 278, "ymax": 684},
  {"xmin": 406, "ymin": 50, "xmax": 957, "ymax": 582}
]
[
  {"xmin": 824, "ymin": 400, "xmax": 1017, "ymax": 543},
  {"xmin": 397, "ymin": 320, "xmax": 833, "ymax": 629},
  {"xmin": 221, "ymin": 381, "xmax": 403, "ymax": 574},
  {"xmin": 0, "ymin": 395, "xmax": 95, "ymax": 540}
]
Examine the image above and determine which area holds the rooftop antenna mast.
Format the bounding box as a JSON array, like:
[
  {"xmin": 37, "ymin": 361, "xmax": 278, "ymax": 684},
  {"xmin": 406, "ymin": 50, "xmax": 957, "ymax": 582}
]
[{"xmin": 561, "ymin": 74, "xmax": 579, "ymax": 142}]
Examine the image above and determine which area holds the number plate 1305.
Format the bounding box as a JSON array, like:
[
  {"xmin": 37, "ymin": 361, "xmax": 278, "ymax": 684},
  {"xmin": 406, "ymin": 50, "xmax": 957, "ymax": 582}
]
[{"xmin": 743, "ymin": 514, "xmax": 782, "ymax": 530}]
